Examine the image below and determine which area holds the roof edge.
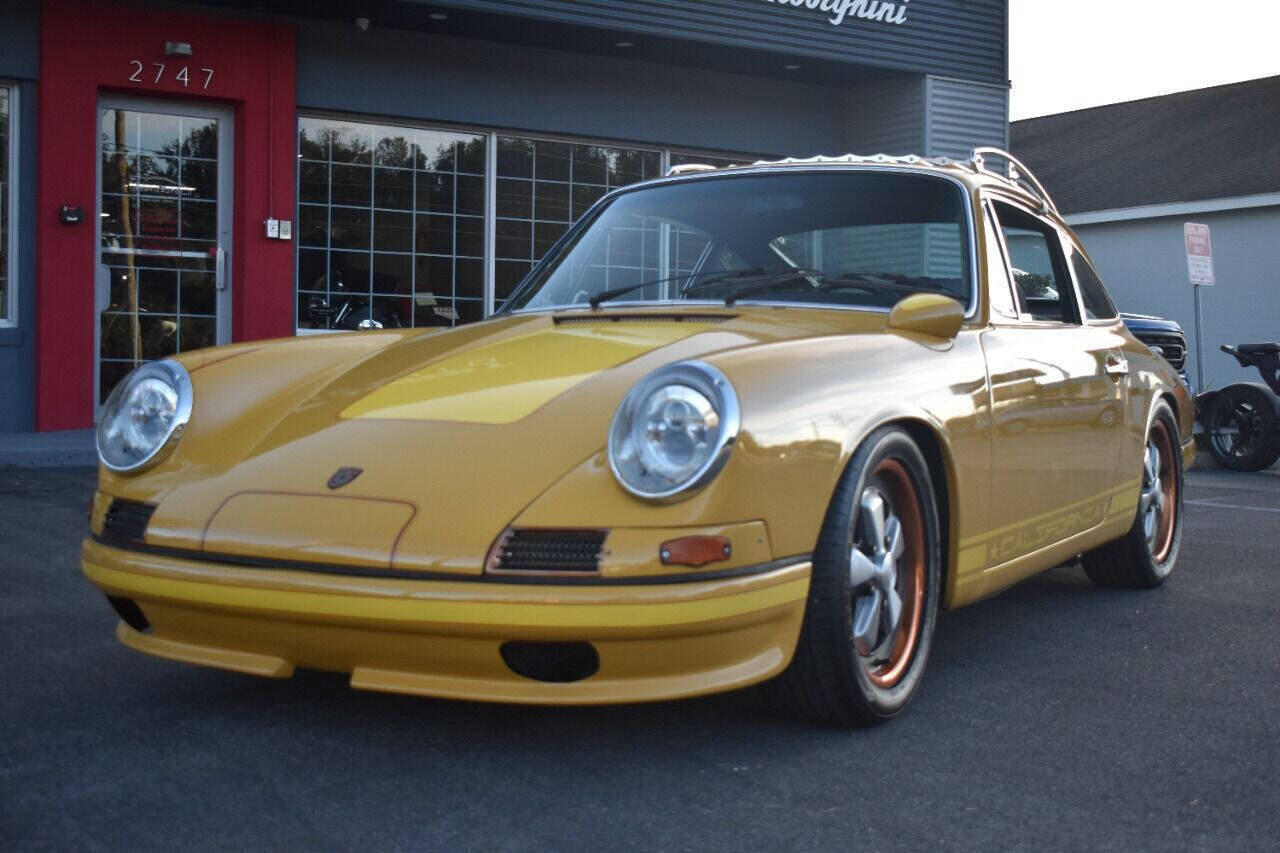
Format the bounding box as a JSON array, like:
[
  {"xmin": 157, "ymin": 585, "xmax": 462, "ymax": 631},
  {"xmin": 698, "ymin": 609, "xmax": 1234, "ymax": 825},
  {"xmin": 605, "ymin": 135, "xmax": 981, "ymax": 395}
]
[
  {"xmin": 1064, "ymin": 192, "xmax": 1280, "ymax": 225},
  {"xmin": 1012, "ymin": 73, "xmax": 1280, "ymax": 125}
]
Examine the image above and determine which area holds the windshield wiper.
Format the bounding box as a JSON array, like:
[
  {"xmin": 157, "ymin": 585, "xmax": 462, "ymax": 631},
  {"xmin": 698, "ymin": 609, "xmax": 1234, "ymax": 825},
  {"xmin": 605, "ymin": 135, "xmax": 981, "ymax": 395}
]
[
  {"xmin": 719, "ymin": 270, "xmax": 962, "ymax": 306},
  {"xmin": 682, "ymin": 268, "xmax": 825, "ymax": 303},
  {"xmin": 588, "ymin": 267, "xmax": 769, "ymax": 308},
  {"xmin": 809, "ymin": 272, "xmax": 962, "ymax": 297}
]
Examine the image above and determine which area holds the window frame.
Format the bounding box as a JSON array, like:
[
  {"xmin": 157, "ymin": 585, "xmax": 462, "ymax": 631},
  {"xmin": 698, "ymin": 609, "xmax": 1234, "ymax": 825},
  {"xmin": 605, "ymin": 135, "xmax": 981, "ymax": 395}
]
[
  {"xmin": 0, "ymin": 81, "xmax": 17, "ymax": 329},
  {"xmin": 292, "ymin": 109, "xmax": 756, "ymax": 334},
  {"xmin": 987, "ymin": 194, "xmax": 1083, "ymax": 326},
  {"xmin": 502, "ymin": 166, "xmax": 981, "ymax": 318},
  {"xmin": 1061, "ymin": 234, "xmax": 1121, "ymax": 325},
  {"xmin": 980, "ymin": 199, "xmax": 1021, "ymax": 323}
]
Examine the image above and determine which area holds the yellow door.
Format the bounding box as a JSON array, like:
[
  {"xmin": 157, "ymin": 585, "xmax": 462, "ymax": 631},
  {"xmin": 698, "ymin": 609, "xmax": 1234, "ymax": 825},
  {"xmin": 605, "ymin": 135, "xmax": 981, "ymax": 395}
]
[
  {"xmin": 980, "ymin": 324, "xmax": 1126, "ymax": 567},
  {"xmin": 978, "ymin": 198, "xmax": 1127, "ymax": 568}
]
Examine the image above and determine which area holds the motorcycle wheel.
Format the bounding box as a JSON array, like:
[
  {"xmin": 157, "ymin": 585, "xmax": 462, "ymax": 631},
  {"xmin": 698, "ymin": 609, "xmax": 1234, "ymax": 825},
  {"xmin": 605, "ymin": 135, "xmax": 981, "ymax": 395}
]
[
  {"xmin": 336, "ymin": 305, "xmax": 402, "ymax": 331},
  {"xmin": 1204, "ymin": 386, "xmax": 1280, "ymax": 472}
]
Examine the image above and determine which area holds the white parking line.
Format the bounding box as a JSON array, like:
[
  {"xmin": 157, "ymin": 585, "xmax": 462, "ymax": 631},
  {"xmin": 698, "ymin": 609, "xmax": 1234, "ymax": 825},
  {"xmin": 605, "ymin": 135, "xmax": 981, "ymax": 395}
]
[{"xmin": 1185, "ymin": 498, "xmax": 1280, "ymax": 514}]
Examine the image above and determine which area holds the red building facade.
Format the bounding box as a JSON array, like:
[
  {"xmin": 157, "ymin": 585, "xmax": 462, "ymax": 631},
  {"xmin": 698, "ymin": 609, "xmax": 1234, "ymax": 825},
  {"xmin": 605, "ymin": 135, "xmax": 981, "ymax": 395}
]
[{"xmin": 35, "ymin": 0, "xmax": 296, "ymax": 429}]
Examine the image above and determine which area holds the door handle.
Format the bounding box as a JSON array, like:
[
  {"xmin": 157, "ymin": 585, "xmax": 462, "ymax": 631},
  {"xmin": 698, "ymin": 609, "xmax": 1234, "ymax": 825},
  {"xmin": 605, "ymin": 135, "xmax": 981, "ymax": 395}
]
[
  {"xmin": 1104, "ymin": 353, "xmax": 1129, "ymax": 377},
  {"xmin": 215, "ymin": 246, "xmax": 227, "ymax": 290}
]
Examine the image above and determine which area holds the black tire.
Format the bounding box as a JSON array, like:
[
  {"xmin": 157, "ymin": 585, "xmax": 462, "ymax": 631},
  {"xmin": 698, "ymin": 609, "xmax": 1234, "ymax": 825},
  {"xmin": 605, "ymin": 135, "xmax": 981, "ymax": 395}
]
[
  {"xmin": 1082, "ymin": 402, "xmax": 1183, "ymax": 589},
  {"xmin": 763, "ymin": 426, "xmax": 942, "ymax": 726},
  {"xmin": 1204, "ymin": 386, "xmax": 1279, "ymax": 472}
]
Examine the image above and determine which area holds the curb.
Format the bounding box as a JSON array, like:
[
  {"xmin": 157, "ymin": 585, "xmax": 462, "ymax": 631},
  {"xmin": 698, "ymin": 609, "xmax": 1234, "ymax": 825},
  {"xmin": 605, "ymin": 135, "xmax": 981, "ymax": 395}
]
[{"xmin": 0, "ymin": 429, "xmax": 98, "ymax": 467}]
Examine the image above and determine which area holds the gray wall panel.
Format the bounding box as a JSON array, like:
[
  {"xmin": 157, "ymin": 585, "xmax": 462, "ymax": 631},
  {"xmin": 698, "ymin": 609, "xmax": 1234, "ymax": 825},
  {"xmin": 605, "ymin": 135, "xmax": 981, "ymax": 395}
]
[
  {"xmin": 1073, "ymin": 206, "xmax": 1280, "ymax": 391},
  {"xmin": 296, "ymin": 20, "xmax": 847, "ymax": 156},
  {"xmin": 419, "ymin": 0, "xmax": 1007, "ymax": 83},
  {"xmin": 925, "ymin": 76, "xmax": 1008, "ymax": 159},
  {"xmin": 0, "ymin": 1, "xmax": 39, "ymax": 80},
  {"xmin": 841, "ymin": 76, "xmax": 925, "ymax": 155}
]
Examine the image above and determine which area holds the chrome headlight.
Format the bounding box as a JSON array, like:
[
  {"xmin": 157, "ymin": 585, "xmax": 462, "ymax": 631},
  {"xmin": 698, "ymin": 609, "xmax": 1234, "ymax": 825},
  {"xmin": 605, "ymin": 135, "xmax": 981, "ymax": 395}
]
[
  {"xmin": 96, "ymin": 360, "xmax": 193, "ymax": 474},
  {"xmin": 608, "ymin": 361, "xmax": 740, "ymax": 501}
]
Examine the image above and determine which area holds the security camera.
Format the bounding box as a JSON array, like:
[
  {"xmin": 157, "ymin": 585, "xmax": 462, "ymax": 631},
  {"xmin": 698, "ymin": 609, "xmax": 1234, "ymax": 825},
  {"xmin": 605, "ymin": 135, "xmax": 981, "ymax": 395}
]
[{"xmin": 355, "ymin": 17, "xmax": 370, "ymax": 31}]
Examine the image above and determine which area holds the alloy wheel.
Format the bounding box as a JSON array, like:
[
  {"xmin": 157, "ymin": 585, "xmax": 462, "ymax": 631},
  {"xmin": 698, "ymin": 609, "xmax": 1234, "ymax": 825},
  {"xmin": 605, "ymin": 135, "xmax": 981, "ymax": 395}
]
[
  {"xmin": 849, "ymin": 459, "xmax": 925, "ymax": 688},
  {"xmin": 1141, "ymin": 420, "xmax": 1178, "ymax": 564}
]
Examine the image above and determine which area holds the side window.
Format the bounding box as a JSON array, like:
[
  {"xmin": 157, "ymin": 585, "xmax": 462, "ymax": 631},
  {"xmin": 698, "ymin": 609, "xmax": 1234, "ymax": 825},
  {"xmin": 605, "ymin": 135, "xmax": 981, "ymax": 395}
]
[
  {"xmin": 982, "ymin": 203, "xmax": 1018, "ymax": 320},
  {"xmin": 1068, "ymin": 246, "xmax": 1119, "ymax": 320},
  {"xmin": 992, "ymin": 201, "xmax": 1077, "ymax": 323}
]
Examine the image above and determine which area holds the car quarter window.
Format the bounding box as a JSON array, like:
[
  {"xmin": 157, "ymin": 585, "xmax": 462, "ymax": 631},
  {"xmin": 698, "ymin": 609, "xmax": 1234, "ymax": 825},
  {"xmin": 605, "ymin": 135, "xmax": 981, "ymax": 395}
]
[
  {"xmin": 1067, "ymin": 244, "xmax": 1119, "ymax": 321},
  {"xmin": 991, "ymin": 201, "xmax": 1079, "ymax": 324},
  {"xmin": 982, "ymin": 203, "xmax": 1019, "ymax": 320}
]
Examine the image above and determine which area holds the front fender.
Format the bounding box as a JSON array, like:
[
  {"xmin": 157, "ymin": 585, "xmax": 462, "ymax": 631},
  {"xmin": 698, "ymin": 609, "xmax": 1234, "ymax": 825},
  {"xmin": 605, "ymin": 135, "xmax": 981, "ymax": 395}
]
[{"xmin": 513, "ymin": 329, "xmax": 990, "ymax": 567}]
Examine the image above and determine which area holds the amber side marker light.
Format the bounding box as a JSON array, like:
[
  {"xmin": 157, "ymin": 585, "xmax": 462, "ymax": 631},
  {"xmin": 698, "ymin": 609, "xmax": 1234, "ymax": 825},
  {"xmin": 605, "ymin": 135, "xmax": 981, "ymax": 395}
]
[{"xmin": 659, "ymin": 535, "xmax": 732, "ymax": 567}]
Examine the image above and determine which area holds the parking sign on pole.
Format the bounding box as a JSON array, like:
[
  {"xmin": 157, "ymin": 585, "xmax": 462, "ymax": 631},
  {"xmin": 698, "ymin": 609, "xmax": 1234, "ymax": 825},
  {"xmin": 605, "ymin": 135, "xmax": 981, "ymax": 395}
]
[
  {"xmin": 1185, "ymin": 222, "xmax": 1214, "ymax": 390},
  {"xmin": 1185, "ymin": 223, "xmax": 1215, "ymax": 285}
]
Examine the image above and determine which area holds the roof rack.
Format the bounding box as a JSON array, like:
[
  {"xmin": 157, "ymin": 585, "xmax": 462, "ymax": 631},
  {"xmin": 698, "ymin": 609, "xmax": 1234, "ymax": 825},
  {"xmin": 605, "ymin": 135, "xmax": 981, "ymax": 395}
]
[
  {"xmin": 666, "ymin": 152, "xmax": 961, "ymax": 177},
  {"xmin": 666, "ymin": 163, "xmax": 721, "ymax": 176},
  {"xmin": 970, "ymin": 147, "xmax": 1059, "ymax": 215}
]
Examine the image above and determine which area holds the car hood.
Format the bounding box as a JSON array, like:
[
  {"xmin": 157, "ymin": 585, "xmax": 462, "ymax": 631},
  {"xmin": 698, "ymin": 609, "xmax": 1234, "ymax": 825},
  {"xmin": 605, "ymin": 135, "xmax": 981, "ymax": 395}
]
[
  {"xmin": 118, "ymin": 307, "xmax": 886, "ymax": 574},
  {"xmin": 1120, "ymin": 313, "xmax": 1184, "ymax": 335}
]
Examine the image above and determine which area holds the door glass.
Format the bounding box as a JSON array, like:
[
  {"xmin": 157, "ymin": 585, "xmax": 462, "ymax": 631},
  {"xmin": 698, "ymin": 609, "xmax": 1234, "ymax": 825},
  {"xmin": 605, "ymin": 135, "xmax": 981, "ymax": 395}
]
[
  {"xmin": 992, "ymin": 202, "xmax": 1074, "ymax": 323},
  {"xmin": 99, "ymin": 107, "xmax": 222, "ymax": 403}
]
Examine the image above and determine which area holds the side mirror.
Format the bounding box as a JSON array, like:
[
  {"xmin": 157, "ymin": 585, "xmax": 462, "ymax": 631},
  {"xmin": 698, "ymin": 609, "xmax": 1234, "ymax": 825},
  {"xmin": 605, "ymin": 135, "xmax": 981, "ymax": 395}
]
[{"xmin": 887, "ymin": 293, "xmax": 965, "ymax": 340}]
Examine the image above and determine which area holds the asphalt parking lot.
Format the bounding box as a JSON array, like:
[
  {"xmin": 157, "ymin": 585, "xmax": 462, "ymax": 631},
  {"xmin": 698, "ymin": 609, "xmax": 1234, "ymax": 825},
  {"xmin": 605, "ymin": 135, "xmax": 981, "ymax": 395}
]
[{"xmin": 2, "ymin": 465, "xmax": 1278, "ymax": 851}]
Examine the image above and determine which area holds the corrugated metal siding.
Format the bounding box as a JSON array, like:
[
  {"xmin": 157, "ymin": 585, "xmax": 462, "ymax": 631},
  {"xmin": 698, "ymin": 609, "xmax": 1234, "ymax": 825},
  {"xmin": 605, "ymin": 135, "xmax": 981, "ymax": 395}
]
[
  {"xmin": 842, "ymin": 76, "xmax": 925, "ymax": 155},
  {"xmin": 421, "ymin": 0, "xmax": 1006, "ymax": 83},
  {"xmin": 295, "ymin": 20, "xmax": 847, "ymax": 155},
  {"xmin": 924, "ymin": 223, "xmax": 963, "ymax": 277},
  {"xmin": 826, "ymin": 227, "xmax": 924, "ymax": 276},
  {"xmin": 0, "ymin": 0, "xmax": 39, "ymax": 79},
  {"xmin": 925, "ymin": 76, "xmax": 1009, "ymax": 159}
]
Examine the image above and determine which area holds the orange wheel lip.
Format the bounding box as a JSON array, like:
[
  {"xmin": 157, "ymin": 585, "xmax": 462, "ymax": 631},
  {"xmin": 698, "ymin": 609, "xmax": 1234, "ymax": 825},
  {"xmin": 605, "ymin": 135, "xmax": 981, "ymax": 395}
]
[
  {"xmin": 862, "ymin": 458, "xmax": 926, "ymax": 689},
  {"xmin": 1150, "ymin": 420, "xmax": 1178, "ymax": 564}
]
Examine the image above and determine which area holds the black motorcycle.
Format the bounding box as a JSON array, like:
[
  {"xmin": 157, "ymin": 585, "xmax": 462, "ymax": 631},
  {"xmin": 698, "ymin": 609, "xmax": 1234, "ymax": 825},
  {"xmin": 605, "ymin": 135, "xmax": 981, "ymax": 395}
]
[
  {"xmin": 305, "ymin": 270, "xmax": 403, "ymax": 331},
  {"xmin": 1198, "ymin": 343, "xmax": 1280, "ymax": 471}
]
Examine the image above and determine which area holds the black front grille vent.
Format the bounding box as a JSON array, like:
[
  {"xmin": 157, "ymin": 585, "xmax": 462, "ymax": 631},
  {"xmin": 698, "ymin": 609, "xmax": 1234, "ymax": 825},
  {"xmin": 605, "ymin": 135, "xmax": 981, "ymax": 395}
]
[
  {"xmin": 102, "ymin": 499, "xmax": 156, "ymax": 542},
  {"xmin": 1134, "ymin": 332, "xmax": 1187, "ymax": 371},
  {"xmin": 489, "ymin": 529, "xmax": 607, "ymax": 575}
]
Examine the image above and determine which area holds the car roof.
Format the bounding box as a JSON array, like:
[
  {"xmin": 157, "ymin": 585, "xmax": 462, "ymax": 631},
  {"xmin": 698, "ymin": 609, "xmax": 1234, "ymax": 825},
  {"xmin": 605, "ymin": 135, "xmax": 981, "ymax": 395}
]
[{"xmin": 660, "ymin": 149, "xmax": 1058, "ymax": 217}]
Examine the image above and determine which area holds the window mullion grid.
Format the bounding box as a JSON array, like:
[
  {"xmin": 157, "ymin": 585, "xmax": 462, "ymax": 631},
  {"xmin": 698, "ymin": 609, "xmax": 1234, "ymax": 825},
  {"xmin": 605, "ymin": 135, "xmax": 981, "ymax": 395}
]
[
  {"xmin": 366, "ymin": 129, "xmax": 374, "ymax": 302},
  {"xmin": 325, "ymin": 132, "xmax": 334, "ymax": 329},
  {"xmin": 410, "ymin": 130, "xmax": 419, "ymax": 327},
  {"xmin": 483, "ymin": 133, "xmax": 496, "ymax": 317},
  {"xmin": 453, "ymin": 139, "xmax": 463, "ymax": 325}
]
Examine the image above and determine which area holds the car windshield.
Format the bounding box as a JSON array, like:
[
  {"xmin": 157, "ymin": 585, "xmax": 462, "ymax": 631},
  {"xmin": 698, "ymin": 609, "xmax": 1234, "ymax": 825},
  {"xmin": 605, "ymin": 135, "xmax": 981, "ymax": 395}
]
[{"xmin": 502, "ymin": 170, "xmax": 972, "ymax": 313}]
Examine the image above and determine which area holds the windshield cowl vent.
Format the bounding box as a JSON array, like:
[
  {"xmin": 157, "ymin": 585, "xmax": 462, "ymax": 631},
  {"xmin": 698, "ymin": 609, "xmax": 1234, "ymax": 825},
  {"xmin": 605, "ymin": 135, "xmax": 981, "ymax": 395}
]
[{"xmin": 553, "ymin": 313, "xmax": 733, "ymax": 325}]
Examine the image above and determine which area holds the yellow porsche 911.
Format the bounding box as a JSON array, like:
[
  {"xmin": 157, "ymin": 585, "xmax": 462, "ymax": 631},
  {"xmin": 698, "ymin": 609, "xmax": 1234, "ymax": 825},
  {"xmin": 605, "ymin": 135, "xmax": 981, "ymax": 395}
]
[{"xmin": 83, "ymin": 149, "xmax": 1194, "ymax": 726}]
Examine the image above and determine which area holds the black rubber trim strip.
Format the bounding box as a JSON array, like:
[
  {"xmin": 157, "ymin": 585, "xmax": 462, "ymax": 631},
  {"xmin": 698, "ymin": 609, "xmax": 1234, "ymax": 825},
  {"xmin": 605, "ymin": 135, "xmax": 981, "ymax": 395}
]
[{"xmin": 90, "ymin": 533, "xmax": 810, "ymax": 586}]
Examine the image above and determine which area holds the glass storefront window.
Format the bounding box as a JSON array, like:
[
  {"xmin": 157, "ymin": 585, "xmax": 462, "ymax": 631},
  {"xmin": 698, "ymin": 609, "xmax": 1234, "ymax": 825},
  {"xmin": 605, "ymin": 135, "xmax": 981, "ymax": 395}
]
[
  {"xmin": 1, "ymin": 85, "xmax": 11, "ymax": 325},
  {"xmin": 493, "ymin": 137, "xmax": 662, "ymax": 304},
  {"xmin": 297, "ymin": 117, "xmax": 487, "ymax": 330},
  {"xmin": 294, "ymin": 115, "xmax": 753, "ymax": 330}
]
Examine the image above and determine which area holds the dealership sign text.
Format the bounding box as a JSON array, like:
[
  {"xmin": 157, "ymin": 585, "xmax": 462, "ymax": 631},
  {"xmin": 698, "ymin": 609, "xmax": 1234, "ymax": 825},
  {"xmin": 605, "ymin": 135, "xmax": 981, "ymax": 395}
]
[{"xmin": 760, "ymin": 0, "xmax": 911, "ymax": 28}]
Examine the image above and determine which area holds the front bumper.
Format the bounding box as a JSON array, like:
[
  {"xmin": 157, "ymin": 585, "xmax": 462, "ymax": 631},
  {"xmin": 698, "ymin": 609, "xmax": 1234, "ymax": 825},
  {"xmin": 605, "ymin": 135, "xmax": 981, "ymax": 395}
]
[{"xmin": 81, "ymin": 538, "xmax": 810, "ymax": 705}]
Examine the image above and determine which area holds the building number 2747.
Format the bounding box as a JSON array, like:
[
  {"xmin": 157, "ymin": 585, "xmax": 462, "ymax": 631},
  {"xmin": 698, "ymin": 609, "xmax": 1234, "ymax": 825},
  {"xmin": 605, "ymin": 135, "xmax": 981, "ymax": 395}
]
[{"xmin": 127, "ymin": 61, "xmax": 214, "ymax": 90}]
